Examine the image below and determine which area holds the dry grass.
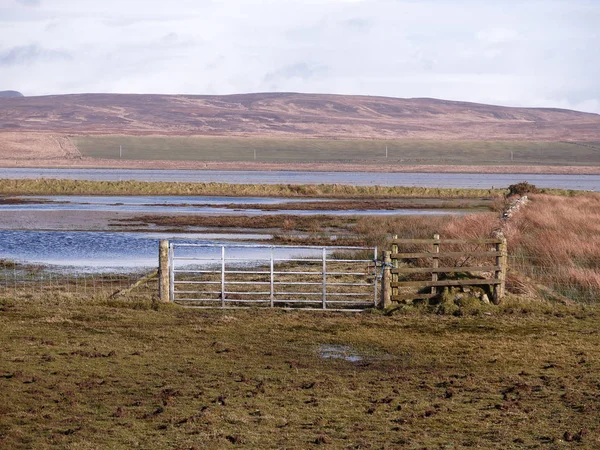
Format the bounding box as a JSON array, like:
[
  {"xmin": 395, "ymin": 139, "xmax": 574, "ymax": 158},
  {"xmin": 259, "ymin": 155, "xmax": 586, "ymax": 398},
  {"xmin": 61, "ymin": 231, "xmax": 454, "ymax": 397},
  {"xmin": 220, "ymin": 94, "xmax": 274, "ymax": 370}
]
[
  {"xmin": 354, "ymin": 212, "xmax": 501, "ymax": 252},
  {"xmin": 504, "ymin": 194, "xmax": 600, "ymax": 302}
]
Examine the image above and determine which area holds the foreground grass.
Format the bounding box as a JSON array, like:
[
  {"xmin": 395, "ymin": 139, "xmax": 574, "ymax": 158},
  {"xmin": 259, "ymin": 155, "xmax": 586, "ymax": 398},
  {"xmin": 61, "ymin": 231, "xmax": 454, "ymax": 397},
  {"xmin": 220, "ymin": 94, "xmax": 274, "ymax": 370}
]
[
  {"xmin": 1, "ymin": 295, "xmax": 599, "ymax": 448},
  {"xmin": 72, "ymin": 136, "xmax": 600, "ymax": 166}
]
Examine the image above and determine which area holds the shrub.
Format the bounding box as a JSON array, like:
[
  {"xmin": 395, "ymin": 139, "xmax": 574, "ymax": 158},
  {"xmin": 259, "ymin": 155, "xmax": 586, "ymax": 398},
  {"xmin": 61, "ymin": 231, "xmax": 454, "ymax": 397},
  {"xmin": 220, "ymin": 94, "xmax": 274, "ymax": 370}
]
[{"xmin": 506, "ymin": 181, "xmax": 540, "ymax": 197}]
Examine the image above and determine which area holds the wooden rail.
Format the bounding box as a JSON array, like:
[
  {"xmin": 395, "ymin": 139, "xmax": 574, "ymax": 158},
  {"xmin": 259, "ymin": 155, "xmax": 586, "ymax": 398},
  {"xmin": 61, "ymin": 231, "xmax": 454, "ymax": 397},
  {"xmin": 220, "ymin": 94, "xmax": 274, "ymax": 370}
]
[{"xmin": 381, "ymin": 235, "xmax": 507, "ymax": 307}]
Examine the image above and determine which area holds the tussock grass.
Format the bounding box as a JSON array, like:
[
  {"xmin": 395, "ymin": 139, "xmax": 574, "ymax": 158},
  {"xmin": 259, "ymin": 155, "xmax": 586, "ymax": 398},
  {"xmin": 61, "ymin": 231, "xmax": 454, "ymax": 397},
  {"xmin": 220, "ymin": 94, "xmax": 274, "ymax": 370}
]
[
  {"xmin": 505, "ymin": 193, "xmax": 600, "ymax": 302},
  {"xmin": 1, "ymin": 295, "xmax": 599, "ymax": 448}
]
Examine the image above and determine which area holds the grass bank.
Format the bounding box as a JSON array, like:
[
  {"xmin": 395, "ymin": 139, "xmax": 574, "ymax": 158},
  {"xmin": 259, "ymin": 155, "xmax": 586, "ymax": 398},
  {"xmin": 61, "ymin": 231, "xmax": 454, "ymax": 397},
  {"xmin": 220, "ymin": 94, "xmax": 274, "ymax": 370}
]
[
  {"xmin": 0, "ymin": 178, "xmax": 583, "ymax": 199},
  {"xmin": 1, "ymin": 295, "xmax": 599, "ymax": 448},
  {"xmin": 0, "ymin": 178, "xmax": 507, "ymax": 198}
]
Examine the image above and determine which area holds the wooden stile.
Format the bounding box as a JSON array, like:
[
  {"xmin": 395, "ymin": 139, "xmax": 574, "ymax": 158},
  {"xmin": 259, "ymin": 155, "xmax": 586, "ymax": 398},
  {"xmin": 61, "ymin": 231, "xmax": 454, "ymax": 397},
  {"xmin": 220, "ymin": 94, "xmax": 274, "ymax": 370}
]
[{"xmin": 382, "ymin": 235, "xmax": 507, "ymax": 306}]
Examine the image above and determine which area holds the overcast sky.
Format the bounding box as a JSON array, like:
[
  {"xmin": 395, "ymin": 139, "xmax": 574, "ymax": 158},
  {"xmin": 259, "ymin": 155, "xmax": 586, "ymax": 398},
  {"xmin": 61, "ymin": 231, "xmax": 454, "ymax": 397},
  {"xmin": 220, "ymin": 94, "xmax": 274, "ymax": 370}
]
[{"xmin": 1, "ymin": 0, "xmax": 599, "ymax": 112}]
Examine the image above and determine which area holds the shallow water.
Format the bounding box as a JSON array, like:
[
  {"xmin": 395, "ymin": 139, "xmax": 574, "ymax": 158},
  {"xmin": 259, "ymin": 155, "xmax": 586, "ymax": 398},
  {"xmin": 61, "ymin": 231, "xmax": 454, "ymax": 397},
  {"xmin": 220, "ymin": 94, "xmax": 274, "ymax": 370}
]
[
  {"xmin": 0, "ymin": 230, "xmax": 280, "ymax": 271},
  {"xmin": 318, "ymin": 344, "xmax": 363, "ymax": 362},
  {"xmin": 1, "ymin": 168, "xmax": 598, "ymax": 190},
  {"xmin": 1, "ymin": 195, "xmax": 463, "ymax": 216}
]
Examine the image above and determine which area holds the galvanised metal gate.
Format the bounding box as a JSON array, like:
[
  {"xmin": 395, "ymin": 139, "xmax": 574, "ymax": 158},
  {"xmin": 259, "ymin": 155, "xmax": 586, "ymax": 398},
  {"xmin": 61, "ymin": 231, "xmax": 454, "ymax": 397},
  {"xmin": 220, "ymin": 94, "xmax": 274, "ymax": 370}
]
[{"xmin": 168, "ymin": 243, "xmax": 378, "ymax": 310}]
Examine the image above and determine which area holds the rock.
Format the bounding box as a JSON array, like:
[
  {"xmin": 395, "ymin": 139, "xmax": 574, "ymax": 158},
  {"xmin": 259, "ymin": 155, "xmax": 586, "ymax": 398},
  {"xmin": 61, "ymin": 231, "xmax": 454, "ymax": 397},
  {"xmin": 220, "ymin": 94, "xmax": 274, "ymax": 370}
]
[{"xmin": 481, "ymin": 294, "xmax": 490, "ymax": 304}]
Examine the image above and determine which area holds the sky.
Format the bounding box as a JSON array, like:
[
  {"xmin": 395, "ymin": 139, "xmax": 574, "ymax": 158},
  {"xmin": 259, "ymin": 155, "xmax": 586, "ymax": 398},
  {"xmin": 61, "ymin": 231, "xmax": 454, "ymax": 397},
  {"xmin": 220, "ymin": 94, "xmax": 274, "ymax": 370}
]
[{"xmin": 0, "ymin": 0, "xmax": 599, "ymax": 113}]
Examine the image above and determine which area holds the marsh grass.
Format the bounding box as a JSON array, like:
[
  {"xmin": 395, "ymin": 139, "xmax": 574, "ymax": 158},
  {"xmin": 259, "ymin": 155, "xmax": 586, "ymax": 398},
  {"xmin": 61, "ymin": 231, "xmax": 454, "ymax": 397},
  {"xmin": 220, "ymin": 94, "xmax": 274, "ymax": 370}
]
[
  {"xmin": 0, "ymin": 178, "xmax": 510, "ymax": 198},
  {"xmin": 124, "ymin": 214, "xmax": 356, "ymax": 233},
  {"xmin": 1, "ymin": 294, "xmax": 599, "ymax": 448}
]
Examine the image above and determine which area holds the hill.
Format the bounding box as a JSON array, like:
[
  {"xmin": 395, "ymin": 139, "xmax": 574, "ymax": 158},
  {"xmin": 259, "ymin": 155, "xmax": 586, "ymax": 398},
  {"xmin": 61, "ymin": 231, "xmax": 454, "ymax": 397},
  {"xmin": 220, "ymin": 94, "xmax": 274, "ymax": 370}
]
[
  {"xmin": 0, "ymin": 90, "xmax": 24, "ymax": 98},
  {"xmin": 1, "ymin": 92, "xmax": 599, "ymax": 141}
]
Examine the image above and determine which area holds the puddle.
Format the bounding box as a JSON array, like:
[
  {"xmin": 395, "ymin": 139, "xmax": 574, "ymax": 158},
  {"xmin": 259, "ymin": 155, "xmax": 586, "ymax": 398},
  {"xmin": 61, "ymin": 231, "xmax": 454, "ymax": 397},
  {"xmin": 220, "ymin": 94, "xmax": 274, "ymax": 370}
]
[{"xmin": 318, "ymin": 344, "xmax": 363, "ymax": 362}]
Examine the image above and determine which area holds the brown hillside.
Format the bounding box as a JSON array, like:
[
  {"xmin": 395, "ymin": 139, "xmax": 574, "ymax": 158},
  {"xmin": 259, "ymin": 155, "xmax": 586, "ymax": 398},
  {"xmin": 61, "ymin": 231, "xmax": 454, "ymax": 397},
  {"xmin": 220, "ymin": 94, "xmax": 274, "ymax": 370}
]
[{"xmin": 1, "ymin": 92, "xmax": 599, "ymax": 141}]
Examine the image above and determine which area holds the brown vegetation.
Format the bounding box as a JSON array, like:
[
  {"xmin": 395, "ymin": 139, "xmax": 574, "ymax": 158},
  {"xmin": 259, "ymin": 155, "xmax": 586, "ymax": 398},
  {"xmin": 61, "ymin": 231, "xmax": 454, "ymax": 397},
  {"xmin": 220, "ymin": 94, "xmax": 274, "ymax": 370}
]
[{"xmin": 504, "ymin": 193, "xmax": 600, "ymax": 302}]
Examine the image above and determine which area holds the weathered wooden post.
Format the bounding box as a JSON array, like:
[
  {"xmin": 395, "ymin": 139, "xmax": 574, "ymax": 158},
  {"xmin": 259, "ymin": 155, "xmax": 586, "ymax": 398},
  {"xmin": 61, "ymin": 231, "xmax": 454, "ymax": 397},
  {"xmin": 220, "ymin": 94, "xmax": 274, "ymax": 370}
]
[
  {"xmin": 159, "ymin": 240, "xmax": 170, "ymax": 303},
  {"xmin": 381, "ymin": 251, "xmax": 392, "ymax": 309},
  {"xmin": 493, "ymin": 236, "xmax": 508, "ymax": 304},
  {"xmin": 431, "ymin": 234, "xmax": 440, "ymax": 295},
  {"xmin": 391, "ymin": 235, "xmax": 399, "ymax": 300}
]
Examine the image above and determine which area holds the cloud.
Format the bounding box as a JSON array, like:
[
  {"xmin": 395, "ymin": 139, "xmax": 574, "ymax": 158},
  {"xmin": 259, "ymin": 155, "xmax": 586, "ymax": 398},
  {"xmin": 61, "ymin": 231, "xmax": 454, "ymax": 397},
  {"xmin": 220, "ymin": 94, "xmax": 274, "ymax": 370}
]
[
  {"xmin": 341, "ymin": 18, "xmax": 371, "ymax": 31},
  {"xmin": 264, "ymin": 63, "xmax": 328, "ymax": 83},
  {"xmin": 476, "ymin": 28, "xmax": 518, "ymax": 44},
  {"xmin": 0, "ymin": 44, "xmax": 71, "ymax": 66},
  {"xmin": 15, "ymin": 0, "xmax": 41, "ymax": 6}
]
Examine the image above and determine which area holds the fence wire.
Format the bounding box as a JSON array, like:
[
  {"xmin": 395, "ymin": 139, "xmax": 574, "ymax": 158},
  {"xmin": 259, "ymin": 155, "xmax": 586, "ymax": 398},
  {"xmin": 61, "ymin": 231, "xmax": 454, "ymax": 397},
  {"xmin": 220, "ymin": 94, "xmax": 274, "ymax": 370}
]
[
  {"xmin": 0, "ymin": 261, "xmax": 158, "ymax": 300},
  {"xmin": 507, "ymin": 255, "xmax": 599, "ymax": 303}
]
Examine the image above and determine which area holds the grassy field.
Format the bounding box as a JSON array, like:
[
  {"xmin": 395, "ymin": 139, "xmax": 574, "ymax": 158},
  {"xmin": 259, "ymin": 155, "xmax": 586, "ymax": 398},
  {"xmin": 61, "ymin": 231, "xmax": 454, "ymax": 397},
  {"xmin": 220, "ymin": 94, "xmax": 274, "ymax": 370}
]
[
  {"xmin": 1, "ymin": 295, "xmax": 599, "ymax": 449},
  {"xmin": 71, "ymin": 136, "xmax": 600, "ymax": 166}
]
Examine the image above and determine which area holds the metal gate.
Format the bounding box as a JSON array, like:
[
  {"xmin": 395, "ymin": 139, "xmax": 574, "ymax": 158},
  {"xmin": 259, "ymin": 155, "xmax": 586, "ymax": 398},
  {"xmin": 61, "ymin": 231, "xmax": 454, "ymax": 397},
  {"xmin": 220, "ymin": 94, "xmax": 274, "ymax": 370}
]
[{"xmin": 168, "ymin": 243, "xmax": 377, "ymax": 310}]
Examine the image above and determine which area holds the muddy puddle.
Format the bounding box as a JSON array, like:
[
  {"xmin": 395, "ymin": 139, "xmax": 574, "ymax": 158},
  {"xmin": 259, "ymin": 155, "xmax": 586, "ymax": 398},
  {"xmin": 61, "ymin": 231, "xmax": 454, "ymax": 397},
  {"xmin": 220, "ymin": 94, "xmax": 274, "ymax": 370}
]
[{"xmin": 318, "ymin": 344, "xmax": 363, "ymax": 362}]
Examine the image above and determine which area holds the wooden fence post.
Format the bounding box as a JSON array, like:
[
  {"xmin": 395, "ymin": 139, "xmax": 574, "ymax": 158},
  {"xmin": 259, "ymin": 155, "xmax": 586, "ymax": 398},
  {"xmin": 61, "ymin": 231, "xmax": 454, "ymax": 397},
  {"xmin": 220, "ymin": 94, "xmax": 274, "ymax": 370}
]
[
  {"xmin": 391, "ymin": 235, "xmax": 398, "ymax": 300},
  {"xmin": 431, "ymin": 234, "xmax": 440, "ymax": 295},
  {"xmin": 381, "ymin": 251, "xmax": 392, "ymax": 309},
  {"xmin": 159, "ymin": 240, "xmax": 170, "ymax": 303},
  {"xmin": 493, "ymin": 236, "xmax": 507, "ymax": 304}
]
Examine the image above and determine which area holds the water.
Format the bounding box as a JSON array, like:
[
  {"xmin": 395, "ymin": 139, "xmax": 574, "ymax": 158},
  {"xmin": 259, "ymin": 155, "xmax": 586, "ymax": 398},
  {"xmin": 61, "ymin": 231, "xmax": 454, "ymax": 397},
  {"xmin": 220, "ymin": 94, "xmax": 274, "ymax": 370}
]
[
  {"xmin": 318, "ymin": 344, "xmax": 362, "ymax": 362},
  {"xmin": 29, "ymin": 195, "xmax": 325, "ymax": 205},
  {"xmin": 1, "ymin": 195, "xmax": 462, "ymax": 216},
  {"xmin": 0, "ymin": 230, "xmax": 296, "ymax": 271},
  {"xmin": 1, "ymin": 168, "xmax": 598, "ymax": 190}
]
